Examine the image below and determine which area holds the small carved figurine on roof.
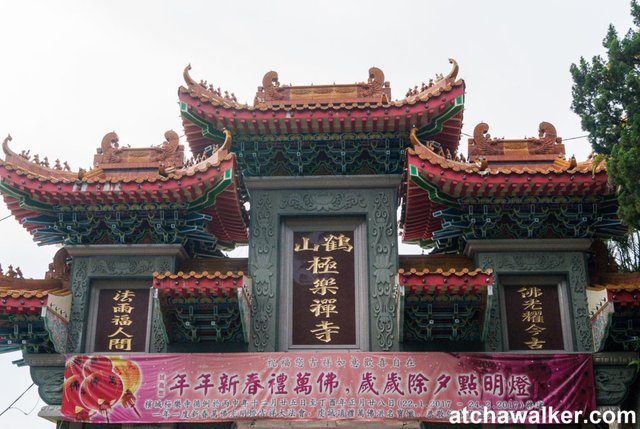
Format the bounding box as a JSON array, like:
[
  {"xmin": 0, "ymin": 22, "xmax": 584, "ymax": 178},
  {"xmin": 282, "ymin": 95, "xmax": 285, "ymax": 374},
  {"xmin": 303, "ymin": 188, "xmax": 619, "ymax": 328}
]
[
  {"xmin": 93, "ymin": 130, "xmax": 184, "ymax": 170},
  {"xmin": 468, "ymin": 121, "xmax": 566, "ymax": 163}
]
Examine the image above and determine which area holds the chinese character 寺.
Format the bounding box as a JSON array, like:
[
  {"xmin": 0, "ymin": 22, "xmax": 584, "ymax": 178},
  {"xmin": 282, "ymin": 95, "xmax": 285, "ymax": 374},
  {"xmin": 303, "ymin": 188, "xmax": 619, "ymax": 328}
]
[{"xmin": 310, "ymin": 321, "xmax": 340, "ymax": 343}]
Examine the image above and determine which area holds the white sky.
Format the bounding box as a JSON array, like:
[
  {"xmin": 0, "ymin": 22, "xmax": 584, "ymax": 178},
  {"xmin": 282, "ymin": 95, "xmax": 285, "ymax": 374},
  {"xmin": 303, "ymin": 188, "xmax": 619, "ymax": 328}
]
[{"xmin": 0, "ymin": 1, "xmax": 635, "ymax": 427}]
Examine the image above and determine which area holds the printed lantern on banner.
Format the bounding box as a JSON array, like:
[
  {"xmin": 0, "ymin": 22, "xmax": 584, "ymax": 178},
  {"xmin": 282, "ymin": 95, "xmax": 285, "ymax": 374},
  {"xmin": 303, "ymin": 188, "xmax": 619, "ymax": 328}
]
[
  {"xmin": 63, "ymin": 354, "xmax": 150, "ymax": 422},
  {"xmin": 62, "ymin": 374, "xmax": 92, "ymax": 421},
  {"xmin": 83, "ymin": 356, "xmax": 113, "ymax": 377},
  {"xmin": 79, "ymin": 370, "xmax": 124, "ymax": 422},
  {"xmin": 112, "ymin": 358, "xmax": 142, "ymax": 417}
]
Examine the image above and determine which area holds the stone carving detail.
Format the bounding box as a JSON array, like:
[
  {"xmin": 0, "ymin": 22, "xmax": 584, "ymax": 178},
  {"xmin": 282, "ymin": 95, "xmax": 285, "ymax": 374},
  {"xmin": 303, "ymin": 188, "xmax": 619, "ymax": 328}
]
[
  {"xmin": 150, "ymin": 298, "xmax": 168, "ymax": 353},
  {"xmin": 91, "ymin": 259, "xmax": 156, "ymax": 276},
  {"xmin": 280, "ymin": 192, "xmax": 366, "ymax": 212},
  {"xmin": 594, "ymin": 366, "xmax": 638, "ymax": 405},
  {"xmin": 69, "ymin": 258, "xmax": 89, "ymax": 354},
  {"xmin": 67, "ymin": 255, "xmax": 174, "ymax": 353},
  {"xmin": 492, "ymin": 254, "xmax": 563, "ymax": 272},
  {"xmin": 30, "ymin": 366, "xmax": 65, "ymax": 405},
  {"xmin": 369, "ymin": 192, "xmax": 397, "ymax": 351},
  {"xmin": 569, "ymin": 253, "xmax": 593, "ymax": 351},
  {"xmin": 479, "ymin": 251, "xmax": 592, "ymax": 352},
  {"xmin": 477, "ymin": 255, "xmax": 504, "ymax": 352},
  {"xmin": 250, "ymin": 193, "xmax": 276, "ymax": 351}
]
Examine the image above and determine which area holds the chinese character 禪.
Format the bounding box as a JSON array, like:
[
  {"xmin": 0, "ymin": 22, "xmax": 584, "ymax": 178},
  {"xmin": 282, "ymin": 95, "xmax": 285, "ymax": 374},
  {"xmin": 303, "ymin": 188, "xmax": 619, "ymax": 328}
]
[{"xmin": 309, "ymin": 299, "xmax": 338, "ymax": 318}]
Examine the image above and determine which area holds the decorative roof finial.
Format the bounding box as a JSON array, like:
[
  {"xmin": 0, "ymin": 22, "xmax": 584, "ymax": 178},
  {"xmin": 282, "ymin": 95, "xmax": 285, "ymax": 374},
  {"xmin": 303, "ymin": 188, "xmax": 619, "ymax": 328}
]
[
  {"xmin": 2, "ymin": 134, "xmax": 13, "ymax": 156},
  {"xmin": 446, "ymin": 58, "xmax": 459, "ymax": 82},
  {"xmin": 183, "ymin": 64, "xmax": 197, "ymax": 87}
]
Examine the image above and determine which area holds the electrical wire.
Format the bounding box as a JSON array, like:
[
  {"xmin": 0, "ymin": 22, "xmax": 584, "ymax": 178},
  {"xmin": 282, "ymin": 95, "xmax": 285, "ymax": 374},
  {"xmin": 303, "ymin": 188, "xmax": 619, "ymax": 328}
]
[
  {"xmin": 2, "ymin": 397, "xmax": 39, "ymax": 416},
  {"xmin": 0, "ymin": 383, "xmax": 35, "ymax": 418},
  {"xmin": 0, "ymin": 214, "xmax": 12, "ymax": 223}
]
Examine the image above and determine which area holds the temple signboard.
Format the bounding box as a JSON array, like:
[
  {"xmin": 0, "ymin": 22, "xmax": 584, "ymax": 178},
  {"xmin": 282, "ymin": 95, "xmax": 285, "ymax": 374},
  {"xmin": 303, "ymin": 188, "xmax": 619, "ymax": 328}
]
[
  {"xmin": 503, "ymin": 284, "xmax": 564, "ymax": 351},
  {"xmin": 291, "ymin": 231, "xmax": 356, "ymax": 346},
  {"xmin": 93, "ymin": 288, "xmax": 150, "ymax": 353}
]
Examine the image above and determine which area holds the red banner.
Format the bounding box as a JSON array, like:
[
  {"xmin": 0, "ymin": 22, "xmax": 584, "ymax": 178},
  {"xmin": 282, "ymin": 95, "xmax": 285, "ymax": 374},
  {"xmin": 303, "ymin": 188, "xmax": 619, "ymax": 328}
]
[{"xmin": 62, "ymin": 352, "xmax": 595, "ymax": 423}]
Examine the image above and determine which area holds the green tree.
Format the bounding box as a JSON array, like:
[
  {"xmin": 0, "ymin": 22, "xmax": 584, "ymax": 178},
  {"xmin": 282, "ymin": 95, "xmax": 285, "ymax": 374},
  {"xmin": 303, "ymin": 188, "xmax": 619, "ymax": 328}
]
[{"xmin": 570, "ymin": 1, "xmax": 640, "ymax": 228}]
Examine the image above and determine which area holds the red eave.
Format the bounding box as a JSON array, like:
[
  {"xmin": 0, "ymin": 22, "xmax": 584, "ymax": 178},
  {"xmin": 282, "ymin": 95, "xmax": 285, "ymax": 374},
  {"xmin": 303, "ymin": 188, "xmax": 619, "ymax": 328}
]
[
  {"xmin": 153, "ymin": 271, "xmax": 244, "ymax": 299},
  {"xmin": 398, "ymin": 268, "xmax": 493, "ymax": 296}
]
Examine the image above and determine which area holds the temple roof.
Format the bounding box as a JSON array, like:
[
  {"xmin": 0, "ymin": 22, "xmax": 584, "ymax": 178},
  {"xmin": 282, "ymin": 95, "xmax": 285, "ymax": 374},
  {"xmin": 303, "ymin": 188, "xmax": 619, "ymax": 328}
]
[
  {"xmin": 0, "ymin": 132, "xmax": 248, "ymax": 249},
  {"xmin": 401, "ymin": 124, "xmax": 624, "ymax": 249},
  {"xmin": 179, "ymin": 60, "xmax": 465, "ymax": 155}
]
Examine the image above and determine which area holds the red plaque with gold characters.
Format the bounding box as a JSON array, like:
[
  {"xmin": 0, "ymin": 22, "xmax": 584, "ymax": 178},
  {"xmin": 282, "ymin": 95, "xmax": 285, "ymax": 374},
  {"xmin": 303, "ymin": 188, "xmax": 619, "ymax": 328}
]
[
  {"xmin": 291, "ymin": 231, "xmax": 356, "ymax": 346},
  {"xmin": 503, "ymin": 284, "xmax": 564, "ymax": 351},
  {"xmin": 94, "ymin": 288, "xmax": 150, "ymax": 352}
]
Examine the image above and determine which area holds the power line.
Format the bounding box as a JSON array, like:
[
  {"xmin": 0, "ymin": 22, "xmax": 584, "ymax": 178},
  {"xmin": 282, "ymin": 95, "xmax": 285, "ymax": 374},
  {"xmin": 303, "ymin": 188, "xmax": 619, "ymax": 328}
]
[
  {"xmin": 2, "ymin": 398, "xmax": 39, "ymax": 416},
  {"xmin": 0, "ymin": 383, "xmax": 35, "ymax": 418},
  {"xmin": 0, "ymin": 214, "xmax": 12, "ymax": 223}
]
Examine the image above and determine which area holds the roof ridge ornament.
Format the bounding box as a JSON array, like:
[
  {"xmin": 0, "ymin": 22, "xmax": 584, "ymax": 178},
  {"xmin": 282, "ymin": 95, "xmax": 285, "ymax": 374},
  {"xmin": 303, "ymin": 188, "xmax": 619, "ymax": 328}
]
[
  {"xmin": 468, "ymin": 121, "xmax": 566, "ymax": 162},
  {"xmin": 2, "ymin": 134, "xmax": 12, "ymax": 159},
  {"xmin": 446, "ymin": 58, "xmax": 459, "ymax": 82},
  {"xmin": 183, "ymin": 63, "xmax": 197, "ymax": 86}
]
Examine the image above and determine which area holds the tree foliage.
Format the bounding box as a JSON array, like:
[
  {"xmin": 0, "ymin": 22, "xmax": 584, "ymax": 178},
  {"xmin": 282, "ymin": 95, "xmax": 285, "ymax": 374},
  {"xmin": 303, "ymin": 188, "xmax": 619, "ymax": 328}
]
[{"xmin": 570, "ymin": 1, "xmax": 640, "ymax": 228}]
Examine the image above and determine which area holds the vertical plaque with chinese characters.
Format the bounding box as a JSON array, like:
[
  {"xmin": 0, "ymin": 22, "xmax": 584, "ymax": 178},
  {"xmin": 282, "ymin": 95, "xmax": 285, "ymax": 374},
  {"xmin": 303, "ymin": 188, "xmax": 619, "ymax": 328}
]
[
  {"xmin": 93, "ymin": 288, "xmax": 150, "ymax": 352},
  {"xmin": 292, "ymin": 231, "xmax": 356, "ymax": 346},
  {"xmin": 504, "ymin": 284, "xmax": 564, "ymax": 350}
]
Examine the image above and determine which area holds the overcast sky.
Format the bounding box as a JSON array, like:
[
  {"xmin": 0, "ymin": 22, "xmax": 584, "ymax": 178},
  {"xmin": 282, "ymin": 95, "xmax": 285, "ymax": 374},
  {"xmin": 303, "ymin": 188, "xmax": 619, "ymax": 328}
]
[{"xmin": 0, "ymin": 1, "xmax": 635, "ymax": 427}]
